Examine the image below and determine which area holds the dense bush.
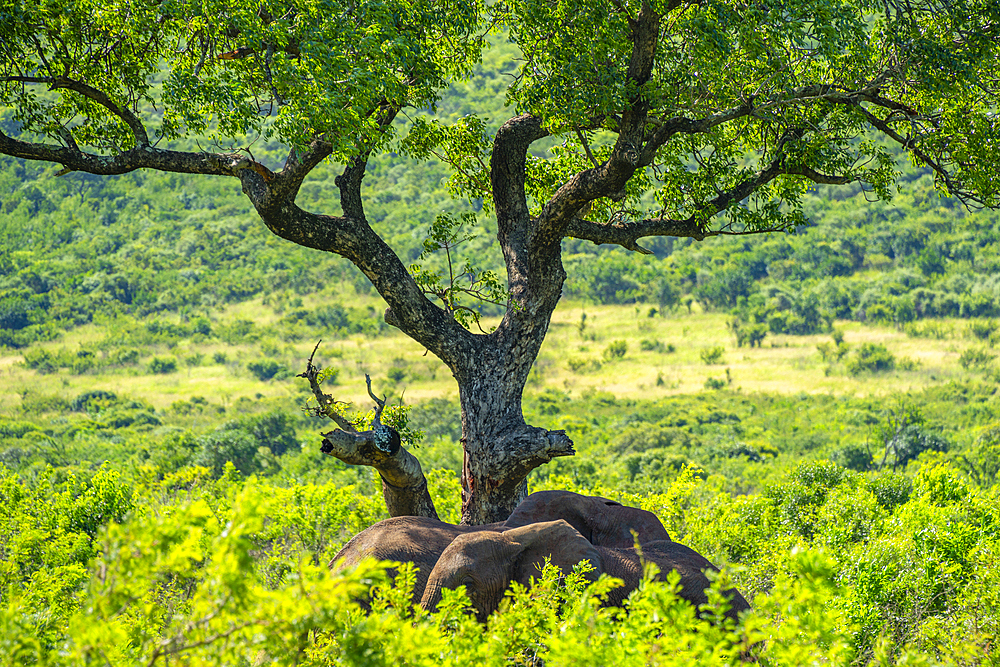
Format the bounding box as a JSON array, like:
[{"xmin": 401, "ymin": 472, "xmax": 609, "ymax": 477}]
[
  {"xmin": 247, "ymin": 358, "xmax": 289, "ymax": 381},
  {"xmin": 847, "ymin": 343, "xmax": 896, "ymax": 375},
  {"xmin": 147, "ymin": 356, "xmax": 178, "ymax": 374},
  {"xmin": 4, "ymin": 459, "xmax": 998, "ymax": 666}
]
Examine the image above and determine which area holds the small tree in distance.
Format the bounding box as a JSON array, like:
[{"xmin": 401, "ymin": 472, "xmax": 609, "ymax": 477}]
[{"xmin": 2, "ymin": 0, "xmax": 999, "ymax": 523}]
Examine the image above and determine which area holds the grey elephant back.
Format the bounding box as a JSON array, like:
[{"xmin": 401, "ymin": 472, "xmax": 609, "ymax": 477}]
[
  {"xmin": 503, "ymin": 490, "xmax": 671, "ymax": 547},
  {"xmin": 597, "ymin": 540, "xmax": 750, "ymax": 621},
  {"xmin": 330, "ymin": 516, "xmax": 503, "ymax": 604}
]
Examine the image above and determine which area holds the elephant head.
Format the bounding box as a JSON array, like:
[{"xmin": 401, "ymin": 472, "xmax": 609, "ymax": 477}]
[
  {"xmin": 420, "ymin": 519, "xmax": 602, "ymax": 622},
  {"xmin": 503, "ymin": 490, "xmax": 671, "ymax": 548},
  {"xmin": 329, "ymin": 516, "xmax": 505, "ymax": 606}
]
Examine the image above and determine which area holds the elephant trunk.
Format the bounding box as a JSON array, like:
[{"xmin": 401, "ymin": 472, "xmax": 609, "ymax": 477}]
[{"xmin": 420, "ymin": 581, "xmax": 445, "ymax": 613}]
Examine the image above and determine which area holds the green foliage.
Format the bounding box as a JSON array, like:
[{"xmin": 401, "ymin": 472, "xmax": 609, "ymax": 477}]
[
  {"xmin": 831, "ymin": 442, "xmax": 873, "ymax": 472},
  {"xmin": 704, "ymin": 376, "xmax": 727, "ymax": 390},
  {"xmin": 602, "ymin": 339, "xmax": 627, "ymax": 360},
  {"xmin": 958, "ymin": 423, "xmax": 1000, "ymax": 489},
  {"xmin": 966, "ymin": 319, "xmax": 998, "ymax": 343},
  {"xmin": 2, "ymin": 432, "xmax": 1000, "ymax": 665},
  {"xmin": 246, "ymin": 358, "xmax": 290, "ymax": 381},
  {"xmin": 847, "ymin": 343, "xmax": 896, "ymax": 375},
  {"xmin": 728, "ymin": 318, "xmax": 767, "ymax": 348},
  {"xmin": 408, "ymin": 213, "xmax": 511, "ymax": 331},
  {"xmin": 147, "ymin": 356, "xmax": 177, "ymax": 374},
  {"xmin": 959, "ymin": 346, "xmax": 995, "ymax": 371},
  {"xmin": 700, "ymin": 345, "xmax": 725, "ymax": 365},
  {"xmin": 346, "ymin": 403, "xmax": 425, "ymax": 451},
  {"xmin": 193, "ymin": 411, "xmax": 302, "ymax": 477}
]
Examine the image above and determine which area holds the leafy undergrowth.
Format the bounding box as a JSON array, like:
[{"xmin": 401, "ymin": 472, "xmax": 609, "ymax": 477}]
[{"xmin": 2, "ymin": 459, "xmax": 998, "ymax": 665}]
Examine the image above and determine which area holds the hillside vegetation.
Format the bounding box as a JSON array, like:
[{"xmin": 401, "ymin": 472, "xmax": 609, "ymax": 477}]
[{"xmin": 4, "ymin": 38, "xmax": 1000, "ymax": 667}]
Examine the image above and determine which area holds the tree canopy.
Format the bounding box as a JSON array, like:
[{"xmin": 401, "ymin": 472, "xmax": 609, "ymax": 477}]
[{"xmin": 3, "ymin": 0, "xmax": 1000, "ymax": 522}]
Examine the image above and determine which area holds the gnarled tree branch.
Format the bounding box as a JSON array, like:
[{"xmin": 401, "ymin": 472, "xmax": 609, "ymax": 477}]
[
  {"xmin": 320, "ymin": 428, "xmax": 438, "ymax": 519},
  {"xmin": 565, "ymin": 130, "xmax": 855, "ymax": 251},
  {"xmin": 299, "ymin": 349, "xmax": 437, "ymax": 519},
  {"xmin": 531, "ymin": 2, "xmax": 663, "ymax": 248},
  {"xmin": 0, "ymin": 128, "xmax": 242, "ymax": 176}
]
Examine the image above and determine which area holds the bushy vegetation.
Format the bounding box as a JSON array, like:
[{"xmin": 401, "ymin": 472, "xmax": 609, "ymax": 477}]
[
  {"xmin": 3, "ymin": 370, "xmax": 999, "ymax": 663},
  {"xmin": 2, "ymin": 452, "xmax": 998, "ymax": 665}
]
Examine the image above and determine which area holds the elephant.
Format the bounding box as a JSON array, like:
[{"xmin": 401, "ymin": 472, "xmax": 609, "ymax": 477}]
[
  {"xmin": 330, "ymin": 490, "xmax": 672, "ymax": 605},
  {"xmin": 329, "ymin": 516, "xmax": 505, "ymax": 604},
  {"xmin": 420, "ymin": 519, "xmax": 750, "ymax": 624},
  {"xmin": 504, "ymin": 490, "xmax": 672, "ymax": 547}
]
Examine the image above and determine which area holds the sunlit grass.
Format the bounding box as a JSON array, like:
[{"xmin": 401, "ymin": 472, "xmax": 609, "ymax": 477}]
[{"xmin": 0, "ymin": 293, "xmax": 992, "ymax": 415}]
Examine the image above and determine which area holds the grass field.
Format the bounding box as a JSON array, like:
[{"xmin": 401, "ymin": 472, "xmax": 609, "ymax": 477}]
[{"xmin": 0, "ymin": 292, "xmax": 989, "ymax": 416}]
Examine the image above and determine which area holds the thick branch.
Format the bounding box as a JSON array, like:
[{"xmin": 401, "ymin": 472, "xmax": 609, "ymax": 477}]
[
  {"xmin": 303, "ymin": 354, "xmax": 437, "ymax": 519},
  {"xmin": 530, "ymin": 2, "xmax": 663, "ymax": 248},
  {"xmin": 565, "ymin": 134, "xmax": 852, "ymax": 250},
  {"xmin": 272, "ymin": 139, "xmax": 334, "ymax": 201},
  {"xmin": 0, "ymin": 128, "xmax": 242, "ymax": 177},
  {"xmin": 236, "ymin": 168, "xmax": 477, "ymax": 366},
  {"xmin": 321, "ymin": 429, "xmax": 438, "ymax": 519},
  {"xmin": 491, "ymin": 114, "xmax": 550, "ymax": 236},
  {"xmin": 493, "ymin": 427, "xmax": 576, "ymax": 484}
]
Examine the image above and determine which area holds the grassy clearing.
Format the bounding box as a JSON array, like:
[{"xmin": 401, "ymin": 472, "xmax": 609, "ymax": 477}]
[
  {"xmin": 0, "ymin": 294, "xmax": 991, "ymax": 416},
  {"xmin": 536, "ymin": 302, "xmax": 973, "ymax": 399}
]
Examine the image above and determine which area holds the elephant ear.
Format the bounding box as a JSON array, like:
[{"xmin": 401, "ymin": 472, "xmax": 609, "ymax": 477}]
[{"xmin": 503, "ymin": 519, "xmax": 603, "ymax": 588}]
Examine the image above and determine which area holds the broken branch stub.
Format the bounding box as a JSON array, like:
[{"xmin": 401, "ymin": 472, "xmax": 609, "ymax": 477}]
[{"xmin": 300, "ymin": 344, "xmax": 437, "ymax": 519}]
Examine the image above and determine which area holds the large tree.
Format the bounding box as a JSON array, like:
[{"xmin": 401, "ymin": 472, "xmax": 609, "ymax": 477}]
[{"xmin": 2, "ymin": 0, "xmax": 998, "ymax": 523}]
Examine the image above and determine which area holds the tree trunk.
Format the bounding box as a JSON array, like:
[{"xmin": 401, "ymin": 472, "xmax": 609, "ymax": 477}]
[
  {"xmin": 455, "ymin": 343, "xmax": 575, "ymax": 524},
  {"xmin": 451, "ymin": 234, "xmax": 574, "ymax": 522}
]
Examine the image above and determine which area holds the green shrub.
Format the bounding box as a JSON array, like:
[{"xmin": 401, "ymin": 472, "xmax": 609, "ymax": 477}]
[
  {"xmin": 18, "ymin": 391, "xmax": 71, "ymax": 413},
  {"xmin": 71, "ymin": 390, "xmax": 119, "ymax": 413},
  {"xmin": 246, "ymin": 359, "xmax": 287, "ymax": 381},
  {"xmin": 903, "ymin": 320, "xmax": 952, "ymax": 339},
  {"xmin": 729, "ymin": 319, "xmax": 768, "ymax": 348},
  {"xmin": 112, "ymin": 348, "xmax": 140, "ymax": 365},
  {"xmin": 867, "ymin": 471, "xmax": 912, "ymax": 511},
  {"xmin": 831, "ymin": 442, "xmax": 873, "ymax": 471},
  {"xmin": 148, "ymin": 356, "xmax": 178, "ymax": 374},
  {"xmin": 184, "ymin": 353, "xmax": 205, "ymax": 367},
  {"xmin": 846, "ymin": 343, "xmax": 895, "ymax": 374},
  {"xmin": 959, "ymin": 346, "xmax": 995, "ymax": 370},
  {"xmin": 194, "ymin": 430, "xmax": 263, "ymax": 477},
  {"xmin": 240, "ymin": 412, "xmax": 300, "ymax": 457},
  {"xmin": 613, "ymin": 424, "xmax": 699, "ymax": 453},
  {"xmin": 22, "ymin": 347, "xmax": 58, "ymax": 373},
  {"xmin": 191, "ymin": 317, "xmax": 212, "ymax": 335},
  {"xmin": 880, "ymin": 424, "xmax": 949, "ymax": 469},
  {"xmin": 0, "ymin": 297, "xmax": 32, "ymax": 330},
  {"xmin": 602, "ymin": 340, "xmax": 627, "ymax": 360},
  {"xmin": 700, "ymin": 345, "xmax": 725, "ymax": 364},
  {"xmin": 967, "ymin": 318, "xmax": 998, "ymax": 342}
]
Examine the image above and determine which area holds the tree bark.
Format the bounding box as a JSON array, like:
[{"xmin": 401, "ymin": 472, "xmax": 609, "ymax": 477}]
[{"xmin": 320, "ymin": 429, "xmax": 438, "ymax": 519}]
